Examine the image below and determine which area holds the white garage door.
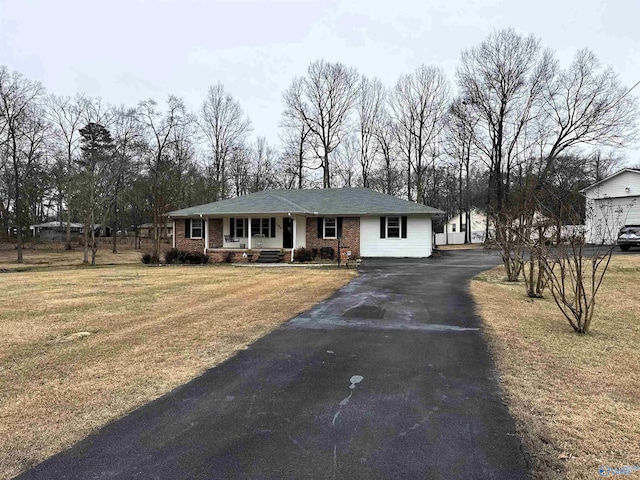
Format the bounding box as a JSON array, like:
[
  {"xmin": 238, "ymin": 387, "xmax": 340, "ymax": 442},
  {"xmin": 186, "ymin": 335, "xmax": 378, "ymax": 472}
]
[{"xmin": 586, "ymin": 196, "xmax": 640, "ymax": 243}]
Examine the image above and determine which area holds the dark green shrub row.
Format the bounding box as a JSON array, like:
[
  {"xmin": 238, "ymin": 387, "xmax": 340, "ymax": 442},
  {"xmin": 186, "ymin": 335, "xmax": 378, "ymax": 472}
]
[
  {"xmin": 164, "ymin": 248, "xmax": 209, "ymax": 265},
  {"xmin": 293, "ymin": 247, "xmax": 313, "ymax": 262},
  {"xmin": 141, "ymin": 253, "xmax": 159, "ymax": 264}
]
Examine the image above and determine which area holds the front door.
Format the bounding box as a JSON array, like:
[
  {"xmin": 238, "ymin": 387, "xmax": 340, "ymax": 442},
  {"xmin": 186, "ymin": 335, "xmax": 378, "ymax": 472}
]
[{"xmin": 283, "ymin": 217, "xmax": 293, "ymax": 249}]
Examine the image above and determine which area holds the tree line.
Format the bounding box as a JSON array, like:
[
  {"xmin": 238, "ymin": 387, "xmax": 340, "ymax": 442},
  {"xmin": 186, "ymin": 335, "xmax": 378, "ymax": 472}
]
[{"xmin": 1, "ymin": 28, "xmax": 638, "ymax": 263}]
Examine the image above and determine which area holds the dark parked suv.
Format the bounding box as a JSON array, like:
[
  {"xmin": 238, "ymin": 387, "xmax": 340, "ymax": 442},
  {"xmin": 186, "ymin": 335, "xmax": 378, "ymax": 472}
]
[{"xmin": 617, "ymin": 225, "xmax": 640, "ymax": 251}]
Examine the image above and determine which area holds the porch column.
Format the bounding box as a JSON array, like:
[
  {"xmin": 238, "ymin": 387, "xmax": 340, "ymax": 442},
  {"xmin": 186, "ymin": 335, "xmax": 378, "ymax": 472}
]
[
  {"xmin": 247, "ymin": 217, "xmax": 252, "ymax": 249},
  {"xmin": 291, "ymin": 216, "xmax": 296, "ymax": 262},
  {"xmin": 203, "ymin": 218, "xmax": 209, "ymax": 254}
]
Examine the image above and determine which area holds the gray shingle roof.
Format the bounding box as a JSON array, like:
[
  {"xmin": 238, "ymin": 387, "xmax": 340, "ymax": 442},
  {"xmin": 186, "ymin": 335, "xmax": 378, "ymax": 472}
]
[{"xmin": 167, "ymin": 188, "xmax": 443, "ymax": 217}]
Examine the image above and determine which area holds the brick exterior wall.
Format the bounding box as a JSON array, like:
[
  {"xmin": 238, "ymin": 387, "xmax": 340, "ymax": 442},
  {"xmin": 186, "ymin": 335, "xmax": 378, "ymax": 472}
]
[
  {"xmin": 305, "ymin": 217, "xmax": 360, "ymax": 259},
  {"xmin": 174, "ymin": 219, "xmax": 205, "ymax": 252},
  {"xmin": 174, "ymin": 218, "xmax": 224, "ymax": 251},
  {"xmin": 207, "ymin": 250, "xmax": 266, "ymax": 263},
  {"xmin": 208, "ymin": 218, "xmax": 223, "ymax": 248}
]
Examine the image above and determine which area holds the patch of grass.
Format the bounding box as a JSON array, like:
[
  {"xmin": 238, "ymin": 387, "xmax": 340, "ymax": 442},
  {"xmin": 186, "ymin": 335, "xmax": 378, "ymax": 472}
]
[
  {"xmin": 471, "ymin": 255, "xmax": 640, "ymax": 480},
  {"xmin": 0, "ymin": 245, "xmax": 143, "ymax": 271},
  {"xmin": 0, "ymin": 261, "xmax": 356, "ymax": 478},
  {"xmin": 437, "ymin": 243, "xmax": 486, "ymax": 251}
]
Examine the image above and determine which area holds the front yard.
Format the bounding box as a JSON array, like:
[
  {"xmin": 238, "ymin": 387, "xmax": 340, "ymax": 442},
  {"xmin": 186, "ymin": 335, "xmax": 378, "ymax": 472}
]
[
  {"xmin": 0, "ymin": 256, "xmax": 356, "ymax": 479},
  {"xmin": 472, "ymin": 254, "xmax": 640, "ymax": 480}
]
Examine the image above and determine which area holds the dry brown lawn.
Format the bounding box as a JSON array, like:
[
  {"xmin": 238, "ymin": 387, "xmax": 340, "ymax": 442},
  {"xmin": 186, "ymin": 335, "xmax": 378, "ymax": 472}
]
[
  {"xmin": 0, "ymin": 241, "xmax": 161, "ymax": 271},
  {"xmin": 436, "ymin": 243, "xmax": 485, "ymax": 251},
  {"xmin": 471, "ymin": 255, "xmax": 640, "ymax": 480},
  {"xmin": 0, "ymin": 256, "xmax": 356, "ymax": 479}
]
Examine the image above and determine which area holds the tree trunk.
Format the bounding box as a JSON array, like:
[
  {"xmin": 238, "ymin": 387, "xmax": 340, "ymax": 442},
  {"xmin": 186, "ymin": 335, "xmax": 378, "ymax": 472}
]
[
  {"xmin": 90, "ymin": 209, "xmax": 97, "ymax": 266},
  {"xmin": 12, "ymin": 137, "xmax": 23, "ymax": 263},
  {"xmin": 65, "ymin": 209, "xmax": 72, "ymax": 250},
  {"xmin": 112, "ymin": 223, "xmax": 117, "ymax": 253},
  {"xmin": 459, "ymin": 162, "xmax": 465, "ymax": 244},
  {"xmin": 14, "ymin": 174, "xmax": 23, "ymax": 264},
  {"xmin": 82, "ymin": 222, "xmax": 89, "ymax": 264}
]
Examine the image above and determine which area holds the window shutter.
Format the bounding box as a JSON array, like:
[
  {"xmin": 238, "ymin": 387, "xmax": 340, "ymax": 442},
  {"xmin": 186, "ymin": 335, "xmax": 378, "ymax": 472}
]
[
  {"xmin": 401, "ymin": 216, "xmax": 407, "ymax": 238},
  {"xmin": 270, "ymin": 217, "xmax": 276, "ymax": 237},
  {"xmin": 337, "ymin": 217, "xmax": 343, "ymax": 239},
  {"xmin": 185, "ymin": 219, "xmax": 191, "ymax": 238},
  {"xmin": 244, "ymin": 219, "xmax": 248, "ymax": 236},
  {"xmin": 230, "ymin": 218, "xmax": 235, "ymax": 237},
  {"xmin": 380, "ymin": 217, "xmax": 386, "ymax": 238},
  {"xmin": 317, "ymin": 218, "xmax": 323, "ymax": 239}
]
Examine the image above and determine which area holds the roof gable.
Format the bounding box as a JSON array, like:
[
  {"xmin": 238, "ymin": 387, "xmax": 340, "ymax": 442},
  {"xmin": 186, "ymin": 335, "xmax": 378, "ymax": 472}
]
[
  {"xmin": 580, "ymin": 168, "xmax": 640, "ymax": 193},
  {"xmin": 167, "ymin": 188, "xmax": 443, "ymax": 217}
]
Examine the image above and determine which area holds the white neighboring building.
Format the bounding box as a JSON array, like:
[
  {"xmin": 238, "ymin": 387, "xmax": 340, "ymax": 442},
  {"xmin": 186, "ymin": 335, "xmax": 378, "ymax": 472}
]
[
  {"xmin": 581, "ymin": 169, "xmax": 640, "ymax": 244},
  {"xmin": 436, "ymin": 208, "xmax": 489, "ymax": 245}
]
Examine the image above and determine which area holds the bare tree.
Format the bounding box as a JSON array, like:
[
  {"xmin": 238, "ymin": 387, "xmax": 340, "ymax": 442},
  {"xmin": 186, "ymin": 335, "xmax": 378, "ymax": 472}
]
[
  {"xmin": 0, "ymin": 66, "xmax": 44, "ymax": 262},
  {"xmin": 538, "ymin": 200, "xmax": 629, "ymax": 334},
  {"xmin": 334, "ymin": 134, "xmax": 360, "ymax": 187},
  {"xmin": 109, "ymin": 105, "xmax": 141, "ymax": 253},
  {"xmin": 536, "ymin": 48, "xmax": 639, "ymax": 181},
  {"xmin": 47, "ymin": 93, "xmax": 86, "ymax": 249},
  {"xmin": 278, "ymin": 120, "xmax": 312, "ymax": 189},
  {"xmin": 19, "ymin": 103, "xmax": 52, "ymax": 235},
  {"xmin": 371, "ymin": 109, "xmax": 402, "ymax": 196},
  {"xmin": 228, "ymin": 144, "xmax": 250, "ymax": 197},
  {"xmin": 248, "ymin": 137, "xmax": 278, "ymax": 192},
  {"xmin": 282, "ymin": 60, "xmax": 359, "ymax": 188},
  {"xmin": 280, "ymin": 77, "xmax": 319, "ymax": 190},
  {"xmin": 357, "ymin": 75, "xmax": 385, "ymax": 187},
  {"xmin": 200, "ymin": 83, "xmax": 252, "ymax": 200},
  {"xmin": 457, "ymin": 28, "xmax": 555, "ymax": 211},
  {"xmin": 138, "ymin": 96, "xmax": 190, "ymax": 260},
  {"xmin": 391, "ymin": 65, "xmax": 450, "ymax": 203},
  {"xmin": 444, "ymin": 98, "xmax": 479, "ymax": 243}
]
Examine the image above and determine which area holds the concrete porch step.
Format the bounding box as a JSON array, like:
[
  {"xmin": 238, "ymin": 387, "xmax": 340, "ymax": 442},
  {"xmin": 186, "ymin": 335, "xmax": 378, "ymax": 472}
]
[{"xmin": 256, "ymin": 251, "xmax": 282, "ymax": 264}]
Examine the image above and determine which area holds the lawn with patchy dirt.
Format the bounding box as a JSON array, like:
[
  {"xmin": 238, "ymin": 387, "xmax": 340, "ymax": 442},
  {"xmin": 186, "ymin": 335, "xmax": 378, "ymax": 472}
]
[
  {"xmin": 0, "ymin": 256, "xmax": 356, "ymax": 479},
  {"xmin": 0, "ymin": 241, "xmax": 159, "ymax": 271},
  {"xmin": 472, "ymin": 254, "xmax": 640, "ymax": 480}
]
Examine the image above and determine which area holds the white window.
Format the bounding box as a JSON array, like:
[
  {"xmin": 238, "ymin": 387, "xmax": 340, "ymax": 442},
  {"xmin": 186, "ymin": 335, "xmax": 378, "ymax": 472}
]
[
  {"xmin": 452, "ymin": 224, "xmax": 456, "ymax": 232},
  {"xmin": 387, "ymin": 216, "xmax": 400, "ymax": 238},
  {"xmin": 191, "ymin": 219, "xmax": 203, "ymax": 239},
  {"xmin": 234, "ymin": 218, "xmax": 246, "ymax": 237},
  {"xmin": 251, "ymin": 219, "xmax": 261, "ymax": 237},
  {"xmin": 324, "ymin": 217, "xmax": 337, "ymax": 238},
  {"xmin": 251, "ymin": 218, "xmax": 272, "ymax": 237}
]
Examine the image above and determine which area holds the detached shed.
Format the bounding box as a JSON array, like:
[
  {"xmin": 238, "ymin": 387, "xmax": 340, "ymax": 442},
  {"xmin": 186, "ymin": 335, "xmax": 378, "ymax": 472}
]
[{"xmin": 581, "ymin": 169, "xmax": 640, "ymax": 244}]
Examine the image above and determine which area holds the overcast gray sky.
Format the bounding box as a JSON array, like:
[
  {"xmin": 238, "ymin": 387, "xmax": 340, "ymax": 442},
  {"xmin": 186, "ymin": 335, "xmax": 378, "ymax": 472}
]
[{"xmin": 1, "ymin": 0, "xmax": 639, "ymax": 161}]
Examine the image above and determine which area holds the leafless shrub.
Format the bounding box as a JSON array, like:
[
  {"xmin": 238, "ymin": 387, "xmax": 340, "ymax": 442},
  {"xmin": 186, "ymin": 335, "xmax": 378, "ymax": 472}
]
[{"xmin": 539, "ymin": 201, "xmax": 626, "ymax": 334}]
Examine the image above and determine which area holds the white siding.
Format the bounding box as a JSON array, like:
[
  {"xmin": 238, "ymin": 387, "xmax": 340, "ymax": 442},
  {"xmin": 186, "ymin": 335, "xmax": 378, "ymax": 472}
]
[
  {"xmin": 583, "ymin": 170, "xmax": 640, "ymax": 243},
  {"xmin": 584, "ymin": 170, "xmax": 640, "ymax": 199},
  {"xmin": 360, "ymin": 216, "xmax": 433, "ymax": 257},
  {"xmin": 445, "ymin": 208, "xmax": 488, "ymax": 234},
  {"xmin": 585, "ymin": 197, "xmax": 640, "ymax": 244}
]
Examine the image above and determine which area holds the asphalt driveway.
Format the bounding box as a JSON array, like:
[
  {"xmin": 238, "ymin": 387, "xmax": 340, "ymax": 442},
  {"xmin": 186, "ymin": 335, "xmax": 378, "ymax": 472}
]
[{"xmin": 18, "ymin": 249, "xmax": 530, "ymax": 480}]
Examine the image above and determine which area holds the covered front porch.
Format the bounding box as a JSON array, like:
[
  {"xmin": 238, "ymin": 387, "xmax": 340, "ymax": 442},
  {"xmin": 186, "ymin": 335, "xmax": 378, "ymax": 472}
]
[
  {"xmin": 213, "ymin": 215, "xmax": 306, "ymax": 252},
  {"xmin": 173, "ymin": 215, "xmax": 307, "ymax": 262}
]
